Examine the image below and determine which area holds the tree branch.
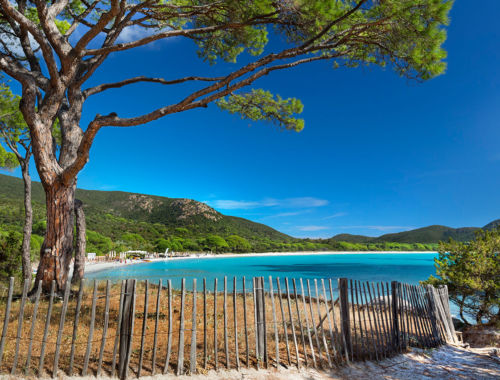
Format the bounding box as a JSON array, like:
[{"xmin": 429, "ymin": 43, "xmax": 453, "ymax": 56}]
[
  {"xmin": 65, "ymin": 0, "xmax": 99, "ymax": 37},
  {"xmin": 72, "ymin": 0, "xmax": 124, "ymax": 55},
  {"xmin": 83, "ymin": 75, "xmax": 225, "ymax": 97},
  {"xmin": 0, "ymin": 0, "xmax": 61, "ymax": 85},
  {"xmin": 84, "ymin": 18, "xmax": 279, "ymax": 57}
]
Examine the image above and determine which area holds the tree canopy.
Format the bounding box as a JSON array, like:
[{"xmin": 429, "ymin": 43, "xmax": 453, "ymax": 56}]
[{"xmin": 0, "ymin": 0, "xmax": 453, "ymax": 292}]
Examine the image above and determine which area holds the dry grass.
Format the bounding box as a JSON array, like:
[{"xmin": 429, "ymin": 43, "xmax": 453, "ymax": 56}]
[{"xmin": 0, "ymin": 279, "xmax": 443, "ymax": 378}]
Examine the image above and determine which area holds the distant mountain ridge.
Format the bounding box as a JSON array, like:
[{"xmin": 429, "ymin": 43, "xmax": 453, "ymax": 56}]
[
  {"xmin": 0, "ymin": 173, "xmax": 497, "ymax": 248},
  {"xmin": 332, "ymin": 221, "xmax": 499, "ymax": 244}
]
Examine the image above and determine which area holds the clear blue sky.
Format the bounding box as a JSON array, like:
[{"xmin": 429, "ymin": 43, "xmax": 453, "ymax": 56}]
[{"xmin": 2, "ymin": 1, "xmax": 499, "ymax": 238}]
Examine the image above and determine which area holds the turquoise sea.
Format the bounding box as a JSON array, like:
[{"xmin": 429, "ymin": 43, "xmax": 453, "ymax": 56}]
[{"xmin": 85, "ymin": 252, "xmax": 438, "ymax": 292}]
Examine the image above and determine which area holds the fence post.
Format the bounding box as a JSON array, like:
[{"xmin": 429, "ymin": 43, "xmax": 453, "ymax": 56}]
[
  {"xmin": 255, "ymin": 277, "xmax": 266, "ymax": 362},
  {"xmin": 119, "ymin": 279, "xmax": 136, "ymax": 380},
  {"xmin": 391, "ymin": 281, "xmax": 400, "ymax": 351},
  {"xmin": 338, "ymin": 278, "xmax": 352, "ymax": 358},
  {"xmin": 438, "ymin": 285, "xmax": 457, "ymax": 344}
]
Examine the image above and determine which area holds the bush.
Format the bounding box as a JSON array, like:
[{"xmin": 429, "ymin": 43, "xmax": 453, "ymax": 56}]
[
  {"xmin": 0, "ymin": 232, "xmax": 22, "ymax": 282},
  {"xmin": 423, "ymin": 228, "xmax": 500, "ymax": 326}
]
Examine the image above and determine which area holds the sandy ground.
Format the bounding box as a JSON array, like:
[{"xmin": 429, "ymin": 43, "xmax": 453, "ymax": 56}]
[{"xmin": 1, "ymin": 345, "xmax": 497, "ymax": 380}]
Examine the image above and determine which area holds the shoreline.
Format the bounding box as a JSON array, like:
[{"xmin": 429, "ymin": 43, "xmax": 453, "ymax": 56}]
[{"xmin": 84, "ymin": 250, "xmax": 436, "ymax": 275}]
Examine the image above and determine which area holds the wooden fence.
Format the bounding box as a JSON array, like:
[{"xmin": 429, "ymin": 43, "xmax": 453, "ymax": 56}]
[{"xmin": 0, "ymin": 277, "xmax": 456, "ymax": 379}]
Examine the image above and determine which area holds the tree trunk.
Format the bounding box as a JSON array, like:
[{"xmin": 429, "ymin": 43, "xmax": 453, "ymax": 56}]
[
  {"xmin": 20, "ymin": 162, "xmax": 33, "ymax": 284},
  {"xmin": 34, "ymin": 180, "xmax": 76, "ymax": 293},
  {"xmin": 72, "ymin": 199, "xmax": 86, "ymax": 285}
]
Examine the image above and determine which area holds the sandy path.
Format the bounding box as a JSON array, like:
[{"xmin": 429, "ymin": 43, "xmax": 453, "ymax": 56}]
[{"xmin": 1, "ymin": 345, "xmax": 497, "ymax": 380}]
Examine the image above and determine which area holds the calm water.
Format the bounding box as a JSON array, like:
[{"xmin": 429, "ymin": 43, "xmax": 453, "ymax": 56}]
[{"xmin": 85, "ymin": 252, "xmax": 438, "ymax": 292}]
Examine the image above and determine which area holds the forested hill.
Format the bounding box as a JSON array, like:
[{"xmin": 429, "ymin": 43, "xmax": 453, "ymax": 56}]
[
  {"xmin": 0, "ymin": 173, "xmax": 289, "ymax": 240},
  {"xmin": 332, "ymin": 221, "xmax": 500, "ymax": 244}
]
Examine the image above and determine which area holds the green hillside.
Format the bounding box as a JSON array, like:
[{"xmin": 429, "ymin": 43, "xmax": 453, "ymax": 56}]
[{"xmin": 0, "ymin": 173, "xmax": 298, "ymax": 253}]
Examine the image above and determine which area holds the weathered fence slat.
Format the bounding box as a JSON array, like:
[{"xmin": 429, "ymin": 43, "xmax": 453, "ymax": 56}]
[
  {"xmin": 397, "ymin": 283, "xmax": 408, "ymax": 350},
  {"xmin": 138, "ymin": 280, "xmax": 149, "ymax": 377},
  {"xmin": 11, "ymin": 280, "xmax": 29, "ymax": 374},
  {"xmin": 314, "ymin": 279, "xmax": 332, "ymax": 367},
  {"xmin": 376, "ymin": 282, "xmax": 390, "ymax": 354},
  {"xmin": 233, "ymin": 277, "xmax": 240, "ymax": 370},
  {"xmin": 262, "ymin": 277, "xmax": 268, "ymax": 368},
  {"xmin": 97, "ymin": 280, "xmax": 111, "ymax": 376},
  {"xmin": 163, "ymin": 280, "xmax": 173, "ymax": 374},
  {"xmin": 25, "ymin": 280, "xmax": 43, "ymax": 375},
  {"xmin": 0, "ymin": 277, "xmax": 14, "ymax": 368},
  {"xmin": 126, "ymin": 280, "xmax": 137, "ymax": 379},
  {"xmin": 349, "ymin": 279, "xmax": 358, "ymax": 360},
  {"xmin": 111, "ymin": 280, "xmax": 125, "ymax": 377},
  {"xmin": 39, "ymin": 280, "xmax": 56, "ymax": 375},
  {"xmin": 254, "ymin": 277, "xmax": 266, "ymax": 368},
  {"xmin": 415, "ymin": 285, "xmax": 433, "ymax": 347},
  {"xmin": 52, "ymin": 282, "xmax": 71, "ymax": 377},
  {"xmin": 329, "ymin": 279, "xmax": 344, "ymax": 364},
  {"xmin": 407, "ymin": 285, "xmax": 424, "ymax": 347},
  {"xmin": 253, "ymin": 277, "xmax": 260, "ymax": 369},
  {"xmin": 402, "ymin": 284, "xmax": 416, "ymax": 346},
  {"xmin": 384, "ymin": 282, "xmax": 393, "ymax": 354},
  {"xmin": 321, "ymin": 279, "xmax": 337, "ymax": 363},
  {"xmin": 223, "ymin": 276, "xmax": 229, "ymax": 368},
  {"xmin": 441, "ymin": 286, "xmax": 457, "ymax": 343},
  {"xmin": 390, "ymin": 281, "xmax": 400, "ymax": 352},
  {"xmin": 276, "ymin": 278, "xmax": 291, "ymax": 366},
  {"xmin": 301, "ymin": 278, "xmax": 317, "ymax": 368},
  {"xmin": 177, "ymin": 278, "xmax": 186, "ymax": 375},
  {"xmin": 119, "ymin": 279, "xmax": 137, "ymax": 380},
  {"xmin": 190, "ymin": 279, "xmax": 198, "ymax": 374},
  {"xmin": 151, "ymin": 279, "xmax": 162, "ymax": 375},
  {"xmin": 69, "ymin": 280, "xmax": 85, "ymax": 376},
  {"xmin": 425, "ymin": 285, "xmax": 443, "ymax": 345},
  {"xmin": 213, "ymin": 278, "xmax": 218, "ymax": 370},
  {"xmin": 292, "ymin": 279, "xmax": 308, "ymax": 368},
  {"xmin": 285, "ymin": 278, "xmax": 300, "ymax": 368},
  {"xmin": 356, "ymin": 281, "xmax": 368, "ymax": 360},
  {"xmin": 366, "ymin": 282, "xmax": 383, "ymax": 358},
  {"xmin": 338, "ymin": 278, "xmax": 352, "ymax": 362},
  {"xmin": 203, "ymin": 278, "xmax": 207, "ymax": 370},
  {"xmin": 360, "ymin": 282, "xmax": 378, "ymax": 361},
  {"xmin": 307, "ymin": 279, "xmax": 324, "ymax": 367},
  {"xmin": 418, "ymin": 285, "xmax": 434, "ymax": 345},
  {"xmin": 242, "ymin": 277, "xmax": 249, "ymax": 368},
  {"xmin": 353, "ymin": 280, "xmax": 365, "ymax": 360},
  {"xmin": 269, "ymin": 276, "xmax": 280, "ymax": 369},
  {"xmin": 83, "ymin": 280, "xmax": 98, "ymax": 376}
]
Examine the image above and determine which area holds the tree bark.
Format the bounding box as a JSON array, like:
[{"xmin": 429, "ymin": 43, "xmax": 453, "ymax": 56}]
[
  {"xmin": 33, "ymin": 180, "xmax": 76, "ymax": 293},
  {"xmin": 20, "ymin": 162, "xmax": 33, "ymax": 284},
  {"xmin": 72, "ymin": 199, "xmax": 86, "ymax": 285}
]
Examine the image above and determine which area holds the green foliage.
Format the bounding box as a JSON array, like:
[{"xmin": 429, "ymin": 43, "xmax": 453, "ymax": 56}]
[
  {"xmin": 120, "ymin": 232, "xmax": 146, "ymax": 250},
  {"xmin": 226, "ymin": 235, "xmax": 251, "ymax": 252},
  {"xmin": 86, "ymin": 230, "xmax": 113, "ymax": 255},
  {"xmin": 0, "ymin": 79, "xmax": 24, "ymax": 170},
  {"xmin": 217, "ymin": 89, "xmax": 304, "ymax": 131},
  {"xmin": 0, "ymin": 232, "xmax": 22, "ymax": 282},
  {"xmin": 424, "ymin": 228, "xmax": 500, "ymax": 326},
  {"xmin": 204, "ymin": 235, "xmax": 229, "ymax": 253}
]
